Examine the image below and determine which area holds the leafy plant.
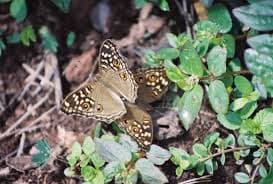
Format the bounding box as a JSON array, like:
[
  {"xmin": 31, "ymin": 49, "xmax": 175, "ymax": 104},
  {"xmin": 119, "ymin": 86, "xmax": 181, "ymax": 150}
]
[
  {"xmin": 134, "ymin": 0, "xmax": 169, "ymax": 11},
  {"xmin": 39, "ymin": 26, "xmax": 59, "ymax": 53},
  {"xmin": 20, "ymin": 25, "xmax": 37, "ymax": 46},
  {"xmin": 10, "ymin": 0, "xmax": 27, "ymax": 22},
  {"xmin": 64, "ymin": 134, "xmax": 170, "ymax": 184}
]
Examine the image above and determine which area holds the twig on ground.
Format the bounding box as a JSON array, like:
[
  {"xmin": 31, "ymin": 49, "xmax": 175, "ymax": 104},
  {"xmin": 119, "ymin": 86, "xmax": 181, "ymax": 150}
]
[
  {"xmin": 179, "ymin": 175, "xmax": 212, "ymax": 184},
  {"xmin": 0, "ymin": 90, "xmax": 52, "ymax": 141},
  {"xmin": 16, "ymin": 133, "xmax": 26, "ymax": 157}
]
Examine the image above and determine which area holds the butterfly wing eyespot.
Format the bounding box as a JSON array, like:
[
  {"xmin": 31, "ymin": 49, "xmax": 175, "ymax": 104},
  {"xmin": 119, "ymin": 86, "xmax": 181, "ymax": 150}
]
[
  {"xmin": 96, "ymin": 104, "xmax": 103, "ymax": 112},
  {"xmin": 148, "ymin": 74, "xmax": 157, "ymax": 82},
  {"xmin": 119, "ymin": 72, "xmax": 128, "ymax": 81},
  {"xmin": 81, "ymin": 102, "xmax": 91, "ymax": 110}
]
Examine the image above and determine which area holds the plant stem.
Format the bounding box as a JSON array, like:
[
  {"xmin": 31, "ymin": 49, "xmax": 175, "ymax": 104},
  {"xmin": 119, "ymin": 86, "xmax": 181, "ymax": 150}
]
[
  {"xmin": 250, "ymin": 165, "xmax": 260, "ymax": 184},
  {"xmin": 200, "ymin": 70, "xmax": 251, "ymax": 81},
  {"xmin": 200, "ymin": 146, "xmax": 250, "ymax": 162}
]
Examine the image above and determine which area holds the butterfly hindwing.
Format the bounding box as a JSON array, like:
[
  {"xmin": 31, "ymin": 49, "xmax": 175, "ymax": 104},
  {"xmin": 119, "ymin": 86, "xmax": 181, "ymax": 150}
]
[
  {"xmin": 61, "ymin": 81, "xmax": 126, "ymax": 123},
  {"xmin": 134, "ymin": 67, "xmax": 169, "ymax": 103},
  {"xmin": 117, "ymin": 103, "xmax": 153, "ymax": 149},
  {"xmin": 99, "ymin": 39, "xmax": 138, "ymax": 103}
]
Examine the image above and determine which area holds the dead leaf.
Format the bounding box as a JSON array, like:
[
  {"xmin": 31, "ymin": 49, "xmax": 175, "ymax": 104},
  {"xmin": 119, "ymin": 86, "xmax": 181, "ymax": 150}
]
[
  {"xmin": 154, "ymin": 110, "xmax": 182, "ymax": 140},
  {"xmin": 6, "ymin": 155, "xmax": 36, "ymax": 172},
  {"xmin": 64, "ymin": 48, "xmax": 97, "ymax": 83}
]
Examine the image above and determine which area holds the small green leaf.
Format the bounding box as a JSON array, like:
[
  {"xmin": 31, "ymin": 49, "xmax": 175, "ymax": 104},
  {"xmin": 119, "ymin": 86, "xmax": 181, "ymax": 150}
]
[
  {"xmin": 207, "ymin": 46, "xmax": 227, "ymax": 76},
  {"xmin": 217, "ymin": 112, "xmax": 242, "ymax": 130},
  {"xmin": 195, "ymin": 37, "xmax": 209, "ymax": 57},
  {"xmin": 267, "ymin": 148, "xmax": 273, "ymax": 164},
  {"xmin": 208, "ymin": 4, "xmax": 232, "ymax": 33},
  {"xmin": 82, "ymin": 136, "xmax": 95, "ymax": 156},
  {"xmin": 80, "ymin": 154, "xmax": 91, "ymax": 167},
  {"xmin": 147, "ymin": 145, "xmax": 171, "ymax": 165},
  {"xmin": 20, "ymin": 25, "xmax": 37, "ymax": 46},
  {"xmin": 39, "ymin": 26, "xmax": 58, "ymax": 53},
  {"xmin": 196, "ymin": 162, "xmax": 205, "ymax": 176},
  {"xmin": 157, "ymin": 48, "xmax": 179, "ymax": 60},
  {"xmin": 238, "ymin": 134, "xmax": 260, "ymax": 147},
  {"xmin": 259, "ymin": 164, "xmax": 268, "ymax": 178},
  {"xmin": 91, "ymin": 153, "xmax": 105, "ymax": 169},
  {"xmin": 178, "ymin": 84, "xmax": 203, "ymax": 130},
  {"xmin": 230, "ymin": 97, "xmax": 249, "ymax": 111},
  {"xmin": 194, "ymin": 20, "xmax": 219, "ymax": 39},
  {"xmin": 179, "ymin": 42, "xmax": 204, "ymax": 77},
  {"xmin": 126, "ymin": 169, "xmax": 138, "ymax": 184},
  {"xmin": 254, "ymin": 108, "xmax": 273, "ymax": 142},
  {"xmin": 135, "ymin": 158, "xmax": 168, "ymax": 184},
  {"xmin": 64, "ymin": 167, "xmax": 75, "ymax": 177},
  {"xmin": 234, "ymin": 76, "xmax": 253, "ymax": 96},
  {"xmin": 166, "ymin": 33, "xmax": 178, "ymax": 48},
  {"xmin": 221, "ymin": 34, "xmax": 235, "ymax": 58},
  {"xmin": 240, "ymin": 119, "xmax": 262, "ymax": 135},
  {"xmin": 31, "ymin": 139, "xmax": 51, "ymax": 166},
  {"xmin": 66, "ymin": 31, "xmax": 76, "ymax": 47},
  {"xmin": 158, "ymin": 0, "xmax": 169, "ymax": 11},
  {"xmin": 228, "ymin": 58, "xmax": 241, "ymax": 72},
  {"xmin": 239, "ymin": 102, "xmax": 257, "ymax": 119},
  {"xmin": 205, "ymin": 159, "xmax": 214, "ymax": 174},
  {"xmin": 164, "ymin": 60, "xmax": 185, "ymax": 83},
  {"xmin": 234, "ymin": 172, "xmax": 250, "ymax": 183},
  {"xmin": 169, "ymin": 147, "xmax": 190, "ymax": 166},
  {"xmin": 94, "ymin": 122, "xmax": 102, "ymax": 138},
  {"xmin": 103, "ymin": 161, "xmax": 125, "ymax": 183},
  {"xmin": 95, "ymin": 138, "xmax": 131, "ymax": 163},
  {"xmin": 193, "ymin": 143, "xmax": 208, "ymax": 158},
  {"xmin": 0, "ymin": 39, "xmax": 6, "ymax": 56},
  {"xmin": 247, "ymin": 34, "xmax": 273, "ymax": 56},
  {"xmin": 204, "ymin": 132, "xmax": 220, "ymax": 149},
  {"xmin": 91, "ymin": 169, "xmax": 104, "ymax": 184},
  {"xmin": 144, "ymin": 49, "xmax": 161, "ymax": 67},
  {"xmin": 71, "ymin": 141, "xmax": 82, "ymax": 158},
  {"xmin": 51, "ymin": 0, "xmax": 71, "ymax": 13},
  {"xmin": 10, "ymin": 0, "xmax": 27, "ymax": 22},
  {"xmin": 208, "ymin": 80, "xmax": 229, "ymax": 114},
  {"xmin": 134, "ymin": 0, "xmax": 147, "ymax": 9},
  {"xmin": 233, "ymin": 1, "xmax": 273, "ymax": 31},
  {"xmin": 119, "ymin": 134, "xmax": 139, "ymax": 153},
  {"xmin": 81, "ymin": 166, "xmax": 96, "ymax": 181},
  {"xmin": 220, "ymin": 153, "xmax": 225, "ymax": 165}
]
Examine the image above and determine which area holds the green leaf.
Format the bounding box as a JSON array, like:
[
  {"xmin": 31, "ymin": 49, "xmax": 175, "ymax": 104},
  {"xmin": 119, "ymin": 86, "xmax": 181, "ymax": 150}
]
[
  {"xmin": 178, "ymin": 84, "xmax": 203, "ymax": 130},
  {"xmin": 192, "ymin": 143, "xmax": 208, "ymax": 158},
  {"xmin": 254, "ymin": 108, "xmax": 273, "ymax": 142},
  {"xmin": 247, "ymin": 34, "xmax": 273, "ymax": 56},
  {"xmin": 144, "ymin": 49, "xmax": 161, "ymax": 67},
  {"xmin": 126, "ymin": 169, "xmax": 138, "ymax": 184},
  {"xmin": 194, "ymin": 20, "xmax": 219, "ymax": 39},
  {"xmin": 259, "ymin": 164, "xmax": 268, "ymax": 178},
  {"xmin": 196, "ymin": 162, "xmax": 205, "ymax": 176},
  {"xmin": 80, "ymin": 154, "xmax": 91, "ymax": 167},
  {"xmin": 230, "ymin": 97, "xmax": 249, "ymax": 111},
  {"xmin": 95, "ymin": 138, "xmax": 131, "ymax": 163},
  {"xmin": 119, "ymin": 134, "xmax": 139, "ymax": 153},
  {"xmin": 91, "ymin": 153, "xmax": 105, "ymax": 169},
  {"xmin": 64, "ymin": 167, "xmax": 75, "ymax": 177},
  {"xmin": 51, "ymin": 0, "xmax": 71, "ymax": 13},
  {"xmin": 260, "ymin": 167, "xmax": 273, "ymax": 184},
  {"xmin": 169, "ymin": 147, "xmax": 190, "ymax": 166},
  {"xmin": 147, "ymin": 145, "xmax": 171, "ymax": 165},
  {"xmin": 239, "ymin": 102, "xmax": 257, "ymax": 119},
  {"xmin": 205, "ymin": 159, "xmax": 214, "ymax": 174},
  {"xmin": 207, "ymin": 46, "xmax": 227, "ymax": 76},
  {"xmin": 66, "ymin": 31, "xmax": 76, "ymax": 47},
  {"xmin": 221, "ymin": 34, "xmax": 235, "ymax": 58},
  {"xmin": 82, "ymin": 136, "xmax": 95, "ymax": 156},
  {"xmin": 31, "ymin": 139, "xmax": 51, "ymax": 166},
  {"xmin": 164, "ymin": 60, "xmax": 185, "ymax": 83},
  {"xmin": 39, "ymin": 26, "xmax": 58, "ymax": 53},
  {"xmin": 10, "ymin": 0, "xmax": 27, "ymax": 22},
  {"xmin": 208, "ymin": 4, "xmax": 232, "ymax": 33},
  {"xmin": 20, "ymin": 25, "xmax": 37, "ymax": 46},
  {"xmin": 208, "ymin": 80, "xmax": 229, "ymax": 114},
  {"xmin": 235, "ymin": 172, "xmax": 250, "ymax": 183},
  {"xmin": 217, "ymin": 112, "xmax": 242, "ymax": 130},
  {"xmin": 267, "ymin": 148, "xmax": 273, "ymax": 164},
  {"xmin": 94, "ymin": 122, "xmax": 102, "ymax": 138},
  {"xmin": 228, "ymin": 58, "xmax": 241, "ymax": 72},
  {"xmin": 157, "ymin": 48, "xmax": 179, "ymax": 60},
  {"xmin": 204, "ymin": 132, "xmax": 220, "ymax": 149},
  {"xmin": 103, "ymin": 161, "xmax": 125, "ymax": 183},
  {"xmin": 0, "ymin": 39, "xmax": 6, "ymax": 56},
  {"xmin": 81, "ymin": 166, "xmax": 96, "ymax": 182},
  {"xmin": 233, "ymin": 1, "xmax": 273, "ymax": 31},
  {"xmin": 7, "ymin": 32, "xmax": 20, "ymax": 44},
  {"xmin": 135, "ymin": 158, "xmax": 168, "ymax": 184},
  {"xmin": 240, "ymin": 119, "xmax": 262, "ymax": 134},
  {"xmin": 245, "ymin": 49, "xmax": 273, "ymax": 94},
  {"xmin": 179, "ymin": 42, "xmax": 204, "ymax": 77},
  {"xmin": 134, "ymin": 0, "xmax": 147, "ymax": 9},
  {"xmin": 194, "ymin": 37, "xmax": 209, "ymax": 57},
  {"xmin": 91, "ymin": 170, "xmax": 104, "ymax": 184},
  {"xmin": 234, "ymin": 76, "xmax": 253, "ymax": 96},
  {"xmin": 166, "ymin": 33, "xmax": 178, "ymax": 48},
  {"xmin": 158, "ymin": 0, "xmax": 169, "ymax": 11}
]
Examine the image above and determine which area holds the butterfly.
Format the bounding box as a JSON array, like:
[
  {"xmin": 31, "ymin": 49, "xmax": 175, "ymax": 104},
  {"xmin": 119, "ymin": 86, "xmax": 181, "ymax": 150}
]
[{"xmin": 61, "ymin": 39, "xmax": 169, "ymax": 148}]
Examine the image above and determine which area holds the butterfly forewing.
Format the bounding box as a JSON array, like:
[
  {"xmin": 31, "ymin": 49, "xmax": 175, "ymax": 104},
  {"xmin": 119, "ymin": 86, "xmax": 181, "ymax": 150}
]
[
  {"xmin": 61, "ymin": 81, "xmax": 126, "ymax": 123},
  {"xmin": 99, "ymin": 39, "xmax": 138, "ymax": 103},
  {"xmin": 117, "ymin": 103, "xmax": 153, "ymax": 149},
  {"xmin": 134, "ymin": 67, "xmax": 169, "ymax": 103}
]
